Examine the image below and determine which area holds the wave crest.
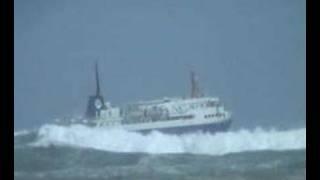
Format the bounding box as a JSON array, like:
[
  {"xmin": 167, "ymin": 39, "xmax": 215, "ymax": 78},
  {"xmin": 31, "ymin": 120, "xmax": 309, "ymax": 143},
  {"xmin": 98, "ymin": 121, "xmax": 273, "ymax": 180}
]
[
  {"xmin": 14, "ymin": 130, "xmax": 31, "ymax": 137},
  {"xmin": 30, "ymin": 124, "xmax": 306, "ymax": 156}
]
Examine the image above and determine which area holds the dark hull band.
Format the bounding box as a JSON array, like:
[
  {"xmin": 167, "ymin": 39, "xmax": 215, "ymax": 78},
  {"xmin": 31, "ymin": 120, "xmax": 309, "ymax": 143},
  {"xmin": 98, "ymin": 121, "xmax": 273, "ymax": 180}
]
[{"xmin": 136, "ymin": 120, "xmax": 232, "ymax": 135}]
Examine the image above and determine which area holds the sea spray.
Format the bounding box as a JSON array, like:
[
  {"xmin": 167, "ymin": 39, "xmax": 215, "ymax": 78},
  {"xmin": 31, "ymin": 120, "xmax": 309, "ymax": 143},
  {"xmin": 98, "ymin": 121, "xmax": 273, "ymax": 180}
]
[
  {"xmin": 29, "ymin": 124, "xmax": 306, "ymax": 156},
  {"xmin": 14, "ymin": 130, "xmax": 31, "ymax": 137}
]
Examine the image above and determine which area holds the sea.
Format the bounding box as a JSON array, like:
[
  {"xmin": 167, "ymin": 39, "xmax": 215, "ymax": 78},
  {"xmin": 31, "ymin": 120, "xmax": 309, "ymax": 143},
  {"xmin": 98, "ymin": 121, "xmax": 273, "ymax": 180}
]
[{"xmin": 14, "ymin": 124, "xmax": 306, "ymax": 180}]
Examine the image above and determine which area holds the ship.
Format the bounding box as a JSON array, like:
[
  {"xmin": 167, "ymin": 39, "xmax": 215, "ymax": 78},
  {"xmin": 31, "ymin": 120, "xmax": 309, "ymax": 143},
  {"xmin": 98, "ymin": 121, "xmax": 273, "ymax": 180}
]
[{"xmin": 56, "ymin": 62, "xmax": 232, "ymax": 134}]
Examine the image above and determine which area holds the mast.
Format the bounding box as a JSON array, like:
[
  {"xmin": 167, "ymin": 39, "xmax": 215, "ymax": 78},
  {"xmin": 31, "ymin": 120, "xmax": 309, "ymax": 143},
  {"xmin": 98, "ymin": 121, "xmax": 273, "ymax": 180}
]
[
  {"xmin": 85, "ymin": 61, "xmax": 106, "ymax": 119},
  {"xmin": 95, "ymin": 61, "xmax": 101, "ymax": 96},
  {"xmin": 190, "ymin": 70, "xmax": 203, "ymax": 98}
]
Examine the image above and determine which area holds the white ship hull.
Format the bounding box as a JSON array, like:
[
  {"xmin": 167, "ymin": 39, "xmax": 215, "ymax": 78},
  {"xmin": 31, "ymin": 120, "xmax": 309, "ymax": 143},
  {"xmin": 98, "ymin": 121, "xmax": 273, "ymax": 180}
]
[
  {"xmin": 120, "ymin": 118, "xmax": 231, "ymax": 134},
  {"xmin": 58, "ymin": 115, "xmax": 232, "ymax": 135},
  {"xmin": 134, "ymin": 118, "xmax": 232, "ymax": 134}
]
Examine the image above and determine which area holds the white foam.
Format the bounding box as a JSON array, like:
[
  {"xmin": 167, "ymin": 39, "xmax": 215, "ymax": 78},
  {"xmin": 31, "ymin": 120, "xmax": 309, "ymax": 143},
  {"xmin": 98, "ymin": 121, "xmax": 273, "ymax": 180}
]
[
  {"xmin": 14, "ymin": 130, "xmax": 30, "ymax": 137},
  {"xmin": 31, "ymin": 124, "xmax": 306, "ymax": 156}
]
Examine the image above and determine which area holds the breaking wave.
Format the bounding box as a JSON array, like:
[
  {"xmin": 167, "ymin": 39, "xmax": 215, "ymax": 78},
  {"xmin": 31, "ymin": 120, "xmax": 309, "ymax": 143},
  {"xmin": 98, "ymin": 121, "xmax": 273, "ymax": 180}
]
[
  {"xmin": 14, "ymin": 130, "xmax": 31, "ymax": 137},
  {"xmin": 29, "ymin": 124, "xmax": 306, "ymax": 156}
]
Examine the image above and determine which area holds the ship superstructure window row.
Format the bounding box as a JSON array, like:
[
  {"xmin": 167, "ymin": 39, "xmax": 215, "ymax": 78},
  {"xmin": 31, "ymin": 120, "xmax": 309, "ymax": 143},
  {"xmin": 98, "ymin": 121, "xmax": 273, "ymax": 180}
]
[
  {"xmin": 186, "ymin": 101, "xmax": 220, "ymax": 109},
  {"xmin": 204, "ymin": 113, "xmax": 225, "ymax": 118},
  {"xmin": 207, "ymin": 101, "xmax": 219, "ymax": 107},
  {"xmin": 167, "ymin": 115, "xmax": 194, "ymax": 120}
]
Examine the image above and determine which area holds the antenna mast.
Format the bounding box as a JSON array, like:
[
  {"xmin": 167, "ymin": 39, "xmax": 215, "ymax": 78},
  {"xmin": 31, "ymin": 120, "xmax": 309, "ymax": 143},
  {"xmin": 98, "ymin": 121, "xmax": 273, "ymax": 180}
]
[
  {"xmin": 190, "ymin": 70, "xmax": 203, "ymax": 98},
  {"xmin": 95, "ymin": 61, "xmax": 101, "ymax": 96}
]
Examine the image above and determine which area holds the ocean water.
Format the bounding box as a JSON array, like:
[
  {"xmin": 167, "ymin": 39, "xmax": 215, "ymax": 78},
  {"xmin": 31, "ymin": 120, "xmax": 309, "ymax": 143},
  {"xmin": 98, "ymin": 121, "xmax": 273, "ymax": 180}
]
[{"xmin": 14, "ymin": 124, "xmax": 306, "ymax": 180}]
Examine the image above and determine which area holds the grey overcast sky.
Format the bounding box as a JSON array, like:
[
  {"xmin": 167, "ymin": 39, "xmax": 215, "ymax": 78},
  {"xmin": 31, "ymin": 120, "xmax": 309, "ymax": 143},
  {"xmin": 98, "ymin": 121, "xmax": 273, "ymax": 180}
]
[{"xmin": 14, "ymin": 0, "xmax": 305, "ymax": 130}]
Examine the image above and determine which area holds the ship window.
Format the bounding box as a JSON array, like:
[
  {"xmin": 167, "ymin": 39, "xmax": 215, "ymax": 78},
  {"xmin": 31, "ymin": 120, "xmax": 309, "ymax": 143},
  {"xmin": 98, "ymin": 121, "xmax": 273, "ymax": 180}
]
[
  {"xmin": 205, "ymin": 115, "xmax": 214, "ymax": 118},
  {"xmin": 169, "ymin": 115, "xmax": 194, "ymax": 120},
  {"xmin": 205, "ymin": 114, "xmax": 216, "ymax": 118},
  {"xmin": 207, "ymin": 101, "xmax": 217, "ymax": 107}
]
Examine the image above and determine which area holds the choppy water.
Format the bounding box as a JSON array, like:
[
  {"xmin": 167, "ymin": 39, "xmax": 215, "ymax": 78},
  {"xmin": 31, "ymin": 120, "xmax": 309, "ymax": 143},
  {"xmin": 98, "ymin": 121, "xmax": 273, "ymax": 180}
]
[{"xmin": 14, "ymin": 124, "xmax": 306, "ymax": 180}]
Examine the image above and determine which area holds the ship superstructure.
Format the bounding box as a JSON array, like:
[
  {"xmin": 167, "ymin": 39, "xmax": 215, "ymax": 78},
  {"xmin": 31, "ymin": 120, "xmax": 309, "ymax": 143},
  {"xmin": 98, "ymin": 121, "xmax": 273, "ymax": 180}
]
[{"xmin": 57, "ymin": 62, "xmax": 232, "ymax": 134}]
